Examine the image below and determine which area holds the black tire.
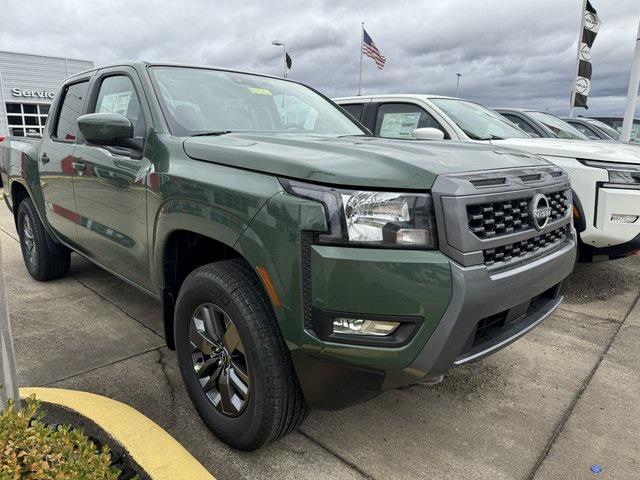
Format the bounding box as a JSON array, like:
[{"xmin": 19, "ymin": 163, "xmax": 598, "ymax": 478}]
[
  {"xmin": 16, "ymin": 198, "xmax": 71, "ymax": 281},
  {"xmin": 174, "ymin": 259, "xmax": 309, "ymax": 451}
]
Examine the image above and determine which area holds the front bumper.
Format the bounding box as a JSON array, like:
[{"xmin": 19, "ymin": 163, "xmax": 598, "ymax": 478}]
[
  {"xmin": 585, "ymin": 184, "xmax": 640, "ymax": 258},
  {"xmin": 407, "ymin": 233, "xmax": 575, "ymax": 379},
  {"xmin": 295, "ymin": 231, "xmax": 576, "ymax": 410},
  {"xmin": 568, "ymin": 161, "xmax": 640, "ymax": 256}
]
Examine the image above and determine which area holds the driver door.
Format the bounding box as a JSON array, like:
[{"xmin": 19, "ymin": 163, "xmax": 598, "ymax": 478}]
[{"xmin": 72, "ymin": 67, "xmax": 154, "ymax": 291}]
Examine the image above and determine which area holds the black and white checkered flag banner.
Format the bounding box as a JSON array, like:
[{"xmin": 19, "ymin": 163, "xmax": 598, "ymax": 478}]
[{"xmin": 572, "ymin": 1, "xmax": 600, "ymax": 109}]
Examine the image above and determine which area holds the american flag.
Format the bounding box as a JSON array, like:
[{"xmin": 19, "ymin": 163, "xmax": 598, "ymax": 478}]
[{"xmin": 362, "ymin": 29, "xmax": 386, "ymax": 69}]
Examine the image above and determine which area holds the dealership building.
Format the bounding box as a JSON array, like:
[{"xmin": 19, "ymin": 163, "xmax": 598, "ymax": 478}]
[{"xmin": 0, "ymin": 50, "xmax": 93, "ymax": 138}]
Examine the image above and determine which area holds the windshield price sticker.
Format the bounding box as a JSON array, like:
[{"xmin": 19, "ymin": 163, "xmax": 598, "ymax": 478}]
[{"xmin": 248, "ymin": 87, "xmax": 273, "ymax": 96}]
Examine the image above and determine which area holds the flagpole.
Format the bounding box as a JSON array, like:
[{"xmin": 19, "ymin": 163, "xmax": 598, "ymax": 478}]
[
  {"xmin": 357, "ymin": 22, "xmax": 364, "ymax": 96},
  {"xmin": 570, "ymin": 0, "xmax": 588, "ymax": 117},
  {"xmin": 621, "ymin": 21, "xmax": 640, "ymax": 143}
]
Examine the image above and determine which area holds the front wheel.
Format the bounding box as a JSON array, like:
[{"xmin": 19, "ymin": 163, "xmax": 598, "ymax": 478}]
[
  {"xmin": 16, "ymin": 198, "xmax": 71, "ymax": 281},
  {"xmin": 174, "ymin": 259, "xmax": 308, "ymax": 450}
]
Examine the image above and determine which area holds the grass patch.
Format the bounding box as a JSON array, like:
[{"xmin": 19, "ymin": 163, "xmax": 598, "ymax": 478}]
[{"xmin": 1, "ymin": 395, "xmax": 134, "ymax": 479}]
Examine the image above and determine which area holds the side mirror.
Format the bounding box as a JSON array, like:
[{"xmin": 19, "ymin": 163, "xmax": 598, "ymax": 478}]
[
  {"xmin": 78, "ymin": 113, "xmax": 133, "ymax": 144},
  {"xmin": 412, "ymin": 127, "xmax": 445, "ymax": 141}
]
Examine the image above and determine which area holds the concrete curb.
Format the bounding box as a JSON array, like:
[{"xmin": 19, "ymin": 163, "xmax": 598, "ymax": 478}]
[{"xmin": 20, "ymin": 387, "xmax": 215, "ymax": 480}]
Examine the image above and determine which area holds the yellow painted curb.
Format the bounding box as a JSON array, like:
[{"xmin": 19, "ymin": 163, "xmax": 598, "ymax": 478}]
[{"xmin": 20, "ymin": 387, "xmax": 215, "ymax": 480}]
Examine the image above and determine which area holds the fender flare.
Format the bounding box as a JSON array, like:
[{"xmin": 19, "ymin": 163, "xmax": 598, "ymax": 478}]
[
  {"xmin": 9, "ymin": 177, "xmax": 66, "ymax": 253},
  {"xmin": 571, "ymin": 189, "xmax": 586, "ymax": 233}
]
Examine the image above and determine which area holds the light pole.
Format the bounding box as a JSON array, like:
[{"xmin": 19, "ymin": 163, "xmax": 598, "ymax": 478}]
[
  {"xmin": 455, "ymin": 73, "xmax": 462, "ymax": 97},
  {"xmin": 271, "ymin": 40, "xmax": 287, "ymax": 78},
  {"xmin": 621, "ymin": 21, "xmax": 640, "ymax": 143}
]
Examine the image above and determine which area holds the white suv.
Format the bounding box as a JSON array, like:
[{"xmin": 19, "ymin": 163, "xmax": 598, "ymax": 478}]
[{"xmin": 335, "ymin": 95, "xmax": 640, "ymax": 261}]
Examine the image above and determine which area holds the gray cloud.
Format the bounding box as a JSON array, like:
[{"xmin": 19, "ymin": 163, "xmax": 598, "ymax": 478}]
[{"xmin": 1, "ymin": 0, "xmax": 637, "ymax": 116}]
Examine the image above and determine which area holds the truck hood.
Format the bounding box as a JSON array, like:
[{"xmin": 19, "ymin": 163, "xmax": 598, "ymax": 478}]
[
  {"xmin": 490, "ymin": 137, "xmax": 640, "ymax": 165},
  {"xmin": 184, "ymin": 133, "xmax": 550, "ymax": 189}
]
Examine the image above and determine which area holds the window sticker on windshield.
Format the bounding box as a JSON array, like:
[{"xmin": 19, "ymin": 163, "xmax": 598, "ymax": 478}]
[
  {"xmin": 248, "ymin": 87, "xmax": 273, "ymax": 96},
  {"xmin": 379, "ymin": 112, "xmax": 421, "ymax": 138},
  {"xmin": 99, "ymin": 92, "xmax": 132, "ymax": 115}
]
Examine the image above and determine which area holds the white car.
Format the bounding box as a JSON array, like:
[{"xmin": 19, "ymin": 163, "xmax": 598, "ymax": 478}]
[{"xmin": 335, "ymin": 94, "xmax": 640, "ymax": 261}]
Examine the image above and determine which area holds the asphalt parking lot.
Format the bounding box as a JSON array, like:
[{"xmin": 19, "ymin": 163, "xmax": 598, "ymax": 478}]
[{"xmin": 1, "ymin": 206, "xmax": 639, "ymax": 480}]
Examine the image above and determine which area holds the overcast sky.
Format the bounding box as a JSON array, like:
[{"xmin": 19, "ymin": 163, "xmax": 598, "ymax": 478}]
[{"xmin": 2, "ymin": 0, "xmax": 638, "ymax": 116}]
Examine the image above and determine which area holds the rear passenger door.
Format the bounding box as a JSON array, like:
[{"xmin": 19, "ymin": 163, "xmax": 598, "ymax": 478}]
[
  {"xmin": 371, "ymin": 102, "xmax": 449, "ymax": 140},
  {"xmin": 72, "ymin": 67, "xmax": 154, "ymax": 290},
  {"xmin": 38, "ymin": 79, "xmax": 91, "ymax": 246}
]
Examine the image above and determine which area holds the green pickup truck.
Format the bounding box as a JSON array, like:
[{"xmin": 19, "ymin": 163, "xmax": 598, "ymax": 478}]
[{"xmin": 0, "ymin": 62, "xmax": 576, "ymax": 450}]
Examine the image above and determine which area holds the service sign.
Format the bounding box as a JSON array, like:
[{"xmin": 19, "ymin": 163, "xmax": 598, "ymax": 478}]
[{"xmin": 11, "ymin": 88, "xmax": 55, "ymax": 99}]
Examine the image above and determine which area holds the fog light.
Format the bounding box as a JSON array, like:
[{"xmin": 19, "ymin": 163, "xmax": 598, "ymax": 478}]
[
  {"xmin": 332, "ymin": 318, "xmax": 400, "ymax": 336},
  {"xmin": 396, "ymin": 228, "xmax": 430, "ymax": 245},
  {"xmin": 610, "ymin": 214, "xmax": 639, "ymax": 224}
]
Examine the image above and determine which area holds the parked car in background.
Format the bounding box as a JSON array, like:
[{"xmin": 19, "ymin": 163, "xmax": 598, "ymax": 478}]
[
  {"xmin": 0, "ymin": 63, "xmax": 577, "ymax": 450},
  {"xmin": 494, "ymin": 108, "xmax": 589, "ymax": 141},
  {"xmin": 591, "ymin": 117, "xmax": 640, "ymax": 141},
  {"xmin": 335, "ymin": 94, "xmax": 640, "ymax": 261},
  {"xmin": 562, "ymin": 117, "xmax": 627, "ymax": 141}
]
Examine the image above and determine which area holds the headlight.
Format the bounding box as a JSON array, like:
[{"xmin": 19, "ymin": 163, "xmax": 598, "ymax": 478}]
[
  {"xmin": 581, "ymin": 160, "xmax": 640, "ymax": 185},
  {"xmin": 281, "ymin": 179, "xmax": 437, "ymax": 249}
]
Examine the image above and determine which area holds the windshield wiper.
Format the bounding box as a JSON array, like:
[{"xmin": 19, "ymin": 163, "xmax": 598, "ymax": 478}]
[
  {"xmin": 458, "ymin": 127, "xmax": 505, "ymax": 141},
  {"xmin": 190, "ymin": 130, "xmax": 233, "ymax": 137}
]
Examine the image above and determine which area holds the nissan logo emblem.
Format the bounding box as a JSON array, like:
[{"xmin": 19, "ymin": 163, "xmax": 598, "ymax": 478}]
[{"xmin": 530, "ymin": 194, "xmax": 552, "ymax": 231}]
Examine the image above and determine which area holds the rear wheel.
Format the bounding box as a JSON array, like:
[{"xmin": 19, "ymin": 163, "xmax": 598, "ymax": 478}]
[
  {"xmin": 17, "ymin": 198, "xmax": 70, "ymax": 281},
  {"xmin": 174, "ymin": 259, "xmax": 308, "ymax": 450}
]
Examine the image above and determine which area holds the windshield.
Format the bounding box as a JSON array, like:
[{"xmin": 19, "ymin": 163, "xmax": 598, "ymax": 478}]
[
  {"xmin": 149, "ymin": 66, "xmax": 365, "ymax": 137},
  {"xmin": 430, "ymin": 98, "xmax": 530, "ymax": 140},
  {"xmin": 585, "ymin": 119, "xmax": 621, "ymax": 139},
  {"xmin": 527, "ymin": 111, "xmax": 589, "ymax": 140}
]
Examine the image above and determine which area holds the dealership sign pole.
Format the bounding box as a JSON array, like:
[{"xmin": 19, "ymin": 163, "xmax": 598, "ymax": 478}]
[
  {"xmin": 0, "ymin": 242, "xmax": 19, "ymax": 409},
  {"xmin": 621, "ymin": 21, "xmax": 640, "ymax": 143},
  {"xmin": 570, "ymin": 0, "xmax": 587, "ymax": 118},
  {"xmin": 570, "ymin": 0, "xmax": 599, "ymax": 117}
]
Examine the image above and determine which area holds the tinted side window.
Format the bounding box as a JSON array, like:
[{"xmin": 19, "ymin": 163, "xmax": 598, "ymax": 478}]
[
  {"xmin": 94, "ymin": 76, "xmax": 145, "ymax": 137},
  {"xmin": 501, "ymin": 114, "xmax": 539, "ymax": 137},
  {"xmin": 571, "ymin": 123, "xmax": 600, "ymax": 140},
  {"xmin": 375, "ymin": 103, "xmax": 446, "ymax": 139},
  {"xmin": 341, "ymin": 103, "xmax": 364, "ymax": 121},
  {"xmin": 55, "ymin": 81, "xmax": 89, "ymax": 141}
]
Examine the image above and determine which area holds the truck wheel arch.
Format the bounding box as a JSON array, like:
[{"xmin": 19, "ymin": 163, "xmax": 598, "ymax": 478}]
[
  {"xmin": 10, "ymin": 180, "xmax": 30, "ymax": 217},
  {"xmin": 571, "ymin": 189, "xmax": 586, "ymax": 233},
  {"xmin": 10, "ymin": 180, "xmax": 67, "ymax": 255},
  {"xmin": 159, "ymin": 229, "xmax": 272, "ymax": 350}
]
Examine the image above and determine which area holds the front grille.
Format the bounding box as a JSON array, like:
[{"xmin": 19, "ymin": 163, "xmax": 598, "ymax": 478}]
[
  {"xmin": 548, "ymin": 190, "xmax": 570, "ymax": 220},
  {"xmin": 467, "ymin": 189, "xmax": 570, "ymax": 239},
  {"xmin": 482, "ymin": 224, "xmax": 572, "ymax": 267}
]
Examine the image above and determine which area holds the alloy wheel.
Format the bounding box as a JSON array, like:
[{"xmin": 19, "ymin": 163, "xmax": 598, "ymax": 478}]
[
  {"xmin": 22, "ymin": 215, "xmax": 36, "ymax": 266},
  {"xmin": 190, "ymin": 302, "xmax": 250, "ymax": 417}
]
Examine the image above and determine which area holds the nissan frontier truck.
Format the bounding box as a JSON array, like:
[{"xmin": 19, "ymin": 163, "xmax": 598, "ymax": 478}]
[{"xmin": 1, "ymin": 63, "xmax": 576, "ymax": 450}]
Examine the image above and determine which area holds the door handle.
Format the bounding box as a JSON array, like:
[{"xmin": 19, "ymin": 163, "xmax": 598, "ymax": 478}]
[
  {"xmin": 40, "ymin": 153, "xmax": 50, "ymax": 164},
  {"xmin": 71, "ymin": 161, "xmax": 85, "ymax": 175}
]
